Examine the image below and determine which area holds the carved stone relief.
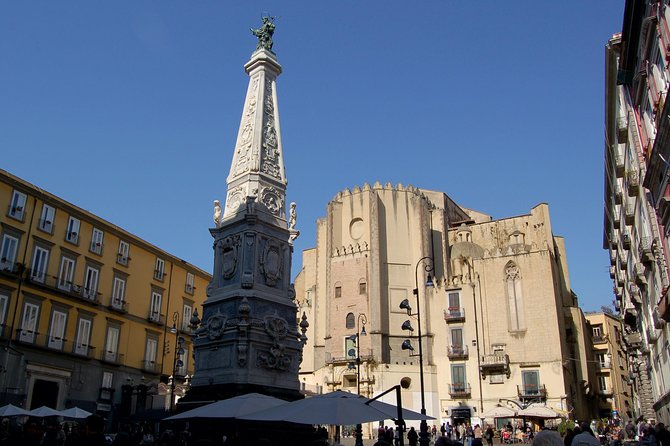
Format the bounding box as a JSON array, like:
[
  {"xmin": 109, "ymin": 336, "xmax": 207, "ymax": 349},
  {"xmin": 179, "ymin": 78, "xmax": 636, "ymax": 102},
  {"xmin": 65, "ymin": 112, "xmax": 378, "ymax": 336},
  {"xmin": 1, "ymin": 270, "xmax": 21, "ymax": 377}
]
[
  {"xmin": 226, "ymin": 186, "xmax": 245, "ymax": 214},
  {"xmin": 260, "ymin": 239, "xmax": 283, "ymax": 286},
  {"xmin": 205, "ymin": 312, "xmax": 227, "ymax": 340},
  {"xmin": 233, "ymin": 76, "xmax": 260, "ymax": 177},
  {"xmin": 220, "ymin": 235, "xmax": 241, "ymax": 280},
  {"xmin": 261, "ymin": 78, "xmax": 281, "ymax": 180},
  {"xmin": 260, "ymin": 186, "xmax": 283, "ymax": 217}
]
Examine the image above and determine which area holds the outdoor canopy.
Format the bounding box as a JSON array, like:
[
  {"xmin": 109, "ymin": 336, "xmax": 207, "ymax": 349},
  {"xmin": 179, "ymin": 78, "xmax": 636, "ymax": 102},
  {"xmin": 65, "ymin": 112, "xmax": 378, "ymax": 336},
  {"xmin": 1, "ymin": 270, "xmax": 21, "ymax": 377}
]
[
  {"xmin": 165, "ymin": 393, "xmax": 288, "ymax": 420},
  {"xmin": 59, "ymin": 407, "xmax": 93, "ymax": 419},
  {"xmin": 480, "ymin": 405, "xmax": 517, "ymax": 419},
  {"xmin": 516, "ymin": 405, "xmax": 561, "ymax": 418},
  {"xmin": 27, "ymin": 406, "xmax": 63, "ymax": 417},
  {"xmin": 0, "ymin": 404, "xmax": 29, "ymax": 417},
  {"xmin": 322, "ymin": 390, "xmax": 435, "ymax": 421},
  {"xmin": 239, "ymin": 390, "xmax": 394, "ymax": 425}
]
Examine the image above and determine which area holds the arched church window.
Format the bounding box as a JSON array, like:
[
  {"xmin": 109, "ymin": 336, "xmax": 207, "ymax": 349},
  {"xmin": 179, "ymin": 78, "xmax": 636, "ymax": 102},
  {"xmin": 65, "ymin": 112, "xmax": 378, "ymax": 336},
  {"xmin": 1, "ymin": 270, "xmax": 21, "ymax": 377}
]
[
  {"xmin": 345, "ymin": 312, "xmax": 355, "ymax": 329},
  {"xmin": 505, "ymin": 262, "xmax": 526, "ymax": 332}
]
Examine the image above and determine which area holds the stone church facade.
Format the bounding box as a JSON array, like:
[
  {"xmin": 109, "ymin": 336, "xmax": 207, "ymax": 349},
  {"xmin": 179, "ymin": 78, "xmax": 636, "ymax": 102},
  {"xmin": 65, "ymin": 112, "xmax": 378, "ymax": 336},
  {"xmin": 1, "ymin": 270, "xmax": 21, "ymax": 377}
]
[{"xmin": 295, "ymin": 184, "xmax": 596, "ymax": 430}]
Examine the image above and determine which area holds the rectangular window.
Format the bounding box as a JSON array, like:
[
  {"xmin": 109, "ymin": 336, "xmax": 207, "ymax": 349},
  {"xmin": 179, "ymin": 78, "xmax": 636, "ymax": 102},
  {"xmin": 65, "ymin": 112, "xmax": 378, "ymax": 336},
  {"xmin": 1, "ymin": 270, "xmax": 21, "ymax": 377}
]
[
  {"xmin": 111, "ymin": 277, "xmax": 126, "ymax": 308},
  {"xmin": 48, "ymin": 310, "xmax": 67, "ymax": 350},
  {"xmin": 335, "ymin": 286, "xmax": 342, "ymax": 298},
  {"xmin": 451, "ymin": 364, "xmax": 466, "ymax": 389},
  {"xmin": 8, "ymin": 190, "xmax": 27, "ymax": 220},
  {"xmin": 182, "ymin": 304, "xmax": 193, "ymax": 332},
  {"xmin": 19, "ymin": 302, "xmax": 39, "ymax": 343},
  {"xmin": 522, "ymin": 370, "xmax": 540, "ymax": 395},
  {"xmin": 30, "ymin": 246, "xmax": 50, "ymax": 283},
  {"xmin": 0, "ymin": 234, "xmax": 19, "ymax": 272},
  {"xmin": 58, "ymin": 256, "xmax": 76, "ymax": 291},
  {"xmin": 599, "ymin": 375, "xmax": 608, "ymax": 391},
  {"xmin": 65, "ymin": 216, "xmax": 80, "ymax": 244},
  {"xmin": 185, "ymin": 272, "xmax": 195, "ymax": 294},
  {"xmin": 596, "ymin": 352, "xmax": 608, "ymax": 367},
  {"xmin": 101, "ymin": 371, "xmax": 113, "ymax": 389},
  {"xmin": 90, "ymin": 228, "xmax": 104, "ymax": 254},
  {"xmin": 83, "ymin": 266, "xmax": 99, "ymax": 300},
  {"xmin": 104, "ymin": 326, "xmax": 120, "ymax": 362},
  {"xmin": 154, "ymin": 258, "xmax": 165, "ymax": 280},
  {"xmin": 117, "ymin": 240, "xmax": 130, "ymax": 265},
  {"xmin": 38, "ymin": 204, "xmax": 55, "ymax": 233},
  {"xmin": 448, "ymin": 291, "xmax": 461, "ymax": 314},
  {"xmin": 74, "ymin": 318, "xmax": 92, "ymax": 356},
  {"xmin": 149, "ymin": 292, "xmax": 162, "ymax": 322},
  {"xmin": 144, "ymin": 337, "xmax": 158, "ymax": 371},
  {"xmin": 450, "ymin": 328, "xmax": 464, "ymax": 349},
  {"xmin": 359, "ymin": 282, "xmax": 366, "ymax": 294},
  {"xmin": 0, "ymin": 292, "xmax": 8, "ymax": 336}
]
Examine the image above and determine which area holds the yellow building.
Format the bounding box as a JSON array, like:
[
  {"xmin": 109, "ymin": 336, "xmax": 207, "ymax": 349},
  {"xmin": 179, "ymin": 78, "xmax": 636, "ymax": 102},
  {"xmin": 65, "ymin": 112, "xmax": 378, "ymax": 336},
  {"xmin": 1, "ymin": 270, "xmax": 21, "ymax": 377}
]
[
  {"xmin": 0, "ymin": 168, "xmax": 210, "ymax": 421},
  {"xmin": 585, "ymin": 312, "xmax": 633, "ymax": 421}
]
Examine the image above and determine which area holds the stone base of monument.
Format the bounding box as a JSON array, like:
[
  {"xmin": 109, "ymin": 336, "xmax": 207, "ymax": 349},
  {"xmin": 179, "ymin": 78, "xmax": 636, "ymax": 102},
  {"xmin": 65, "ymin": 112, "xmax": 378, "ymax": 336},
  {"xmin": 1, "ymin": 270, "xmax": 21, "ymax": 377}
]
[{"xmin": 176, "ymin": 382, "xmax": 303, "ymax": 411}]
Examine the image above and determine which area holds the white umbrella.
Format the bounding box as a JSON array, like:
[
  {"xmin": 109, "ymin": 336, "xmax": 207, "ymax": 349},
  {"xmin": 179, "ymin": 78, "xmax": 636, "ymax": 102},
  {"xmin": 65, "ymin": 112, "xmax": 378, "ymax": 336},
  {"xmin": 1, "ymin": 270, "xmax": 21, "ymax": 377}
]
[
  {"xmin": 480, "ymin": 405, "xmax": 517, "ymax": 419},
  {"xmin": 60, "ymin": 407, "xmax": 92, "ymax": 419},
  {"xmin": 323, "ymin": 390, "xmax": 435, "ymax": 421},
  {"xmin": 240, "ymin": 391, "xmax": 392, "ymax": 425},
  {"xmin": 165, "ymin": 393, "xmax": 288, "ymax": 420},
  {"xmin": 517, "ymin": 406, "xmax": 559, "ymax": 418},
  {"xmin": 28, "ymin": 406, "xmax": 62, "ymax": 417},
  {"xmin": 0, "ymin": 404, "xmax": 29, "ymax": 417}
]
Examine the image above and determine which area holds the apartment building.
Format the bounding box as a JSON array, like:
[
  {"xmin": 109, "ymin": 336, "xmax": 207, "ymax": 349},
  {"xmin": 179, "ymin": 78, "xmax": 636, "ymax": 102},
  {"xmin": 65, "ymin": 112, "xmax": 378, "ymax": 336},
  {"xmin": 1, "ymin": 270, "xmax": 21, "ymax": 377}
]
[
  {"xmin": 0, "ymin": 169, "xmax": 210, "ymax": 423},
  {"xmin": 604, "ymin": 0, "xmax": 670, "ymax": 424},
  {"xmin": 585, "ymin": 312, "xmax": 634, "ymax": 420}
]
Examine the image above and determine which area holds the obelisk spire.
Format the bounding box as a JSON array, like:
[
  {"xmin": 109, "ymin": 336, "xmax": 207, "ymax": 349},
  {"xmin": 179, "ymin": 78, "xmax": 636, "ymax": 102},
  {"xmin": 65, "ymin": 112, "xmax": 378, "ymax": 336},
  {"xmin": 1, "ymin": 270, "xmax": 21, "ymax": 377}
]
[{"xmin": 224, "ymin": 17, "xmax": 286, "ymax": 222}]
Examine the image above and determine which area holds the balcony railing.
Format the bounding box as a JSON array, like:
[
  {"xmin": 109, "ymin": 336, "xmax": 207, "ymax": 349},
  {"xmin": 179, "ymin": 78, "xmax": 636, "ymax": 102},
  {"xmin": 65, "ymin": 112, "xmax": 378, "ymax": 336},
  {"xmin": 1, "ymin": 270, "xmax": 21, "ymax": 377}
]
[
  {"xmin": 72, "ymin": 343, "xmax": 96, "ymax": 358},
  {"xmin": 517, "ymin": 384, "xmax": 547, "ymax": 399},
  {"xmin": 480, "ymin": 353, "xmax": 510, "ymax": 378},
  {"xmin": 627, "ymin": 170, "xmax": 640, "ymax": 196},
  {"xmin": 599, "ymin": 388, "xmax": 614, "ymax": 396},
  {"xmin": 147, "ymin": 312, "xmax": 165, "ymax": 326},
  {"xmin": 109, "ymin": 299, "xmax": 129, "ymax": 313},
  {"xmin": 592, "ymin": 335, "xmax": 608, "ymax": 344},
  {"xmin": 22, "ymin": 273, "xmax": 101, "ymax": 305},
  {"xmin": 141, "ymin": 360, "xmax": 159, "ymax": 374},
  {"xmin": 447, "ymin": 345, "xmax": 469, "ymax": 359},
  {"xmin": 325, "ymin": 349, "xmax": 373, "ymax": 366},
  {"xmin": 615, "ymin": 154, "xmax": 625, "ymax": 176},
  {"xmin": 448, "ymin": 383, "xmax": 471, "ymax": 398},
  {"xmin": 101, "ymin": 350, "xmax": 125, "ymax": 365},
  {"xmin": 443, "ymin": 307, "xmax": 465, "ymax": 322},
  {"xmin": 633, "ymin": 262, "xmax": 646, "ymax": 285}
]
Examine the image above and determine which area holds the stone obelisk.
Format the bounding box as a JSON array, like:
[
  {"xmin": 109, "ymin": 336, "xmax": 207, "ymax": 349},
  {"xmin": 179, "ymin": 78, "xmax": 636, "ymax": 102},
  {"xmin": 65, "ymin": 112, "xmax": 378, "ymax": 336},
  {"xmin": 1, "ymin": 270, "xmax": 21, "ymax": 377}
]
[{"xmin": 182, "ymin": 18, "xmax": 307, "ymax": 405}]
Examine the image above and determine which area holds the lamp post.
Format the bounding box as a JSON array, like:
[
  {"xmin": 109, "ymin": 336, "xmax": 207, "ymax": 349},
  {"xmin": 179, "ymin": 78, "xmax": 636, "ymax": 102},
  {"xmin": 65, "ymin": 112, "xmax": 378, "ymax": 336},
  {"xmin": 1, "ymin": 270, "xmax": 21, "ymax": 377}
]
[
  {"xmin": 400, "ymin": 256, "xmax": 434, "ymax": 446},
  {"xmin": 348, "ymin": 314, "xmax": 368, "ymax": 446},
  {"xmin": 169, "ymin": 311, "xmax": 185, "ymax": 412}
]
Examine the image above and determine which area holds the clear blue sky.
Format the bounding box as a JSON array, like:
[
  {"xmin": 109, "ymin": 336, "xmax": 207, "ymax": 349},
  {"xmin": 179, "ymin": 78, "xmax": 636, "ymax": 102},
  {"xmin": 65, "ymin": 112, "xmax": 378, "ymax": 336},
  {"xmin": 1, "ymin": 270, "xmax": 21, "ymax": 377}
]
[{"xmin": 1, "ymin": 1, "xmax": 623, "ymax": 311}]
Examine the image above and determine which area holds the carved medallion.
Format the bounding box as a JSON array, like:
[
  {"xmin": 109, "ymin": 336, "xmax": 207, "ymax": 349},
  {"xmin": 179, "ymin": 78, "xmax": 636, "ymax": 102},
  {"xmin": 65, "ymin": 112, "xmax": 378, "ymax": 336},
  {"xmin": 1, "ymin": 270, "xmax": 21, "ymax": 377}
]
[
  {"xmin": 264, "ymin": 315, "xmax": 288, "ymax": 340},
  {"xmin": 260, "ymin": 240, "xmax": 283, "ymax": 286},
  {"xmin": 260, "ymin": 187, "xmax": 282, "ymax": 217},
  {"xmin": 205, "ymin": 312, "xmax": 227, "ymax": 340}
]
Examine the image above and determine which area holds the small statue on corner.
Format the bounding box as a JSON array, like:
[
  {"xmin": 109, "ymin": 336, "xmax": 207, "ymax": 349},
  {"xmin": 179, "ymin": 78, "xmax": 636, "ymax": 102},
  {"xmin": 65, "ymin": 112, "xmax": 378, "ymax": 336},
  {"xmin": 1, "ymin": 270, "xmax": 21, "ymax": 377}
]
[
  {"xmin": 213, "ymin": 200, "xmax": 222, "ymax": 228},
  {"xmin": 288, "ymin": 201, "xmax": 300, "ymax": 245}
]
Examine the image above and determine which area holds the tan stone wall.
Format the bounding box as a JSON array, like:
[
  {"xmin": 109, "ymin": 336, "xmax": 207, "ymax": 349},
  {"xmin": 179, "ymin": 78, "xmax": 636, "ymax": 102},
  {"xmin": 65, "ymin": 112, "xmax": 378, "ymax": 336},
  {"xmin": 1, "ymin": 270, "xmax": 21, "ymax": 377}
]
[{"xmin": 297, "ymin": 185, "xmax": 593, "ymax": 421}]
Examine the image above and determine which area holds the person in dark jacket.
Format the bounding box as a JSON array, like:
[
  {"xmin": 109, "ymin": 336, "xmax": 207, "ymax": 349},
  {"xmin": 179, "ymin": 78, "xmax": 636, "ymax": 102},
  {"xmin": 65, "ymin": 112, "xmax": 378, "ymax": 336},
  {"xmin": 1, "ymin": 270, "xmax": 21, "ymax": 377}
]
[{"xmin": 407, "ymin": 427, "xmax": 419, "ymax": 446}]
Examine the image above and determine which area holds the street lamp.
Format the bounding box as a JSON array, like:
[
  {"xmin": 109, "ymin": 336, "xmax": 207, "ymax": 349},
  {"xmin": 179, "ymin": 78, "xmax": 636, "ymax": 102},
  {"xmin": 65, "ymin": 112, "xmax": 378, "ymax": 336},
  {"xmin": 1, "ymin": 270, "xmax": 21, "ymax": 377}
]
[
  {"xmin": 347, "ymin": 314, "xmax": 368, "ymax": 446},
  {"xmin": 400, "ymin": 256, "xmax": 434, "ymax": 446},
  {"xmin": 169, "ymin": 311, "xmax": 185, "ymax": 412}
]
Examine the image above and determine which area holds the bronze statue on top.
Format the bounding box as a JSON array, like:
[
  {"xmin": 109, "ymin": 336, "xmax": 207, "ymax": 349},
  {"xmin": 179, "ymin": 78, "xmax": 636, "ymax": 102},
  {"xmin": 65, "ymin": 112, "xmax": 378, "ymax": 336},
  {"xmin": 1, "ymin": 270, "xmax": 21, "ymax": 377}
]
[{"xmin": 251, "ymin": 16, "xmax": 276, "ymax": 52}]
